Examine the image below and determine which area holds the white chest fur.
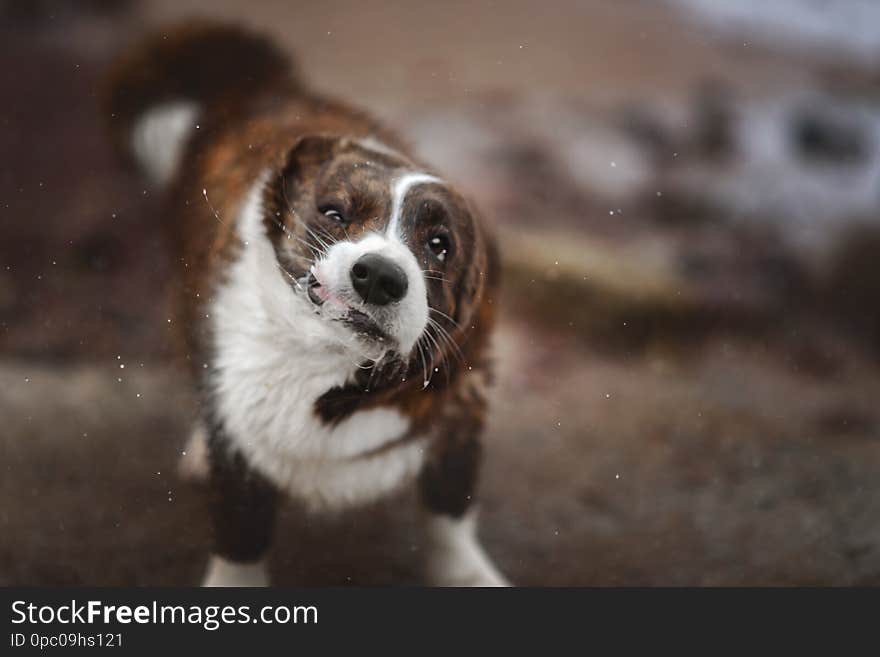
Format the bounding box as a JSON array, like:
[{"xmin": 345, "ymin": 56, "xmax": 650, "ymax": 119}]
[{"xmin": 207, "ymin": 179, "xmax": 426, "ymax": 510}]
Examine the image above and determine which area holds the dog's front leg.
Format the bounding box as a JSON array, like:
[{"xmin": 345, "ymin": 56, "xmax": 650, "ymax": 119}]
[
  {"xmin": 202, "ymin": 430, "xmax": 279, "ymax": 587},
  {"xmin": 418, "ymin": 417, "xmax": 509, "ymax": 587}
]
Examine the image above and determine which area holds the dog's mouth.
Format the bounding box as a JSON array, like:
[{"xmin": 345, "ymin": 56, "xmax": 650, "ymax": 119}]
[
  {"xmin": 343, "ymin": 308, "xmax": 390, "ymax": 343},
  {"xmin": 305, "ymin": 272, "xmax": 391, "ymax": 344},
  {"xmin": 306, "ymin": 272, "xmax": 324, "ymax": 307}
]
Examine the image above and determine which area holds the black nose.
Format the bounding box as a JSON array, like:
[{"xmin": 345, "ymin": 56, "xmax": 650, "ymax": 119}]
[{"xmin": 350, "ymin": 253, "xmax": 408, "ymax": 305}]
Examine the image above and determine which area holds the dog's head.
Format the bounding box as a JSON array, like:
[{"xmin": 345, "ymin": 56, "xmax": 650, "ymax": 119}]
[{"xmin": 263, "ymin": 135, "xmax": 493, "ymax": 382}]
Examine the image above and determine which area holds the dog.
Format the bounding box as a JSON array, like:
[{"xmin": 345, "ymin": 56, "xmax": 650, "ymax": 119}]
[{"xmin": 105, "ymin": 21, "xmax": 506, "ymax": 586}]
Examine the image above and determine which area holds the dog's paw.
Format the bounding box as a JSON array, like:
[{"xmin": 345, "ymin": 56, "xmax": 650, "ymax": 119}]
[
  {"xmin": 202, "ymin": 556, "xmax": 269, "ymax": 587},
  {"xmin": 425, "ymin": 513, "xmax": 510, "ymax": 587},
  {"xmin": 427, "ymin": 553, "xmax": 510, "ymax": 587}
]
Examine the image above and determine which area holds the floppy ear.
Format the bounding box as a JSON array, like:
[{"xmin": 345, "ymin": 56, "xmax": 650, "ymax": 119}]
[
  {"xmin": 453, "ymin": 216, "xmax": 498, "ymax": 328},
  {"xmin": 264, "ymin": 135, "xmax": 339, "ymax": 238},
  {"xmin": 280, "ymin": 134, "xmax": 340, "ymax": 198}
]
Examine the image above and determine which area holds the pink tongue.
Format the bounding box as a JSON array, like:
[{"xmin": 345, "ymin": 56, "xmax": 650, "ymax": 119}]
[
  {"xmin": 317, "ymin": 286, "xmax": 347, "ymax": 309},
  {"xmin": 310, "ymin": 267, "xmax": 348, "ymax": 308}
]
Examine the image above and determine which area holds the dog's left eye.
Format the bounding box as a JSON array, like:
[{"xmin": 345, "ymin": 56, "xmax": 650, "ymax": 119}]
[
  {"xmin": 321, "ymin": 207, "xmax": 347, "ymax": 224},
  {"xmin": 428, "ymin": 234, "xmax": 450, "ymax": 262}
]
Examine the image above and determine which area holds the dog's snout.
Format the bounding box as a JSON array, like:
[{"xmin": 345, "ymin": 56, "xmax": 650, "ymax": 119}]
[{"xmin": 350, "ymin": 253, "xmax": 408, "ymax": 305}]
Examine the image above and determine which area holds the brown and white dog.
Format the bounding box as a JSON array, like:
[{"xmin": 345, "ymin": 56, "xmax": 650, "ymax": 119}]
[{"xmin": 105, "ymin": 22, "xmax": 506, "ymax": 586}]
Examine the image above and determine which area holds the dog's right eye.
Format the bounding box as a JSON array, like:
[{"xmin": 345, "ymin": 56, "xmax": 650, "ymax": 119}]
[
  {"xmin": 427, "ymin": 233, "xmax": 450, "ymax": 262},
  {"xmin": 320, "ymin": 207, "xmax": 347, "ymax": 224}
]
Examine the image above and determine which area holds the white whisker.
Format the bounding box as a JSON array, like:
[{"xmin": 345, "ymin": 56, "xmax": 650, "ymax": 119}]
[
  {"xmin": 428, "ymin": 307, "xmax": 460, "ymax": 328},
  {"xmin": 202, "ymin": 188, "xmax": 225, "ymax": 224}
]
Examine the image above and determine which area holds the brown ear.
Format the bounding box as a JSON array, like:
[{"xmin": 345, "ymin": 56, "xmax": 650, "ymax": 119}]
[
  {"xmin": 280, "ymin": 134, "xmax": 340, "ymax": 197},
  {"xmin": 264, "ymin": 135, "xmax": 339, "ymax": 239},
  {"xmin": 453, "ymin": 208, "xmax": 499, "ymax": 328}
]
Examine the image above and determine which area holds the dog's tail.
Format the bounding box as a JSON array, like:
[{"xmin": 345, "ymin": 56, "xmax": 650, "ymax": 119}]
[{"xmin": 104, "ymin": 21, "xmax": 300, "ymax": 185}]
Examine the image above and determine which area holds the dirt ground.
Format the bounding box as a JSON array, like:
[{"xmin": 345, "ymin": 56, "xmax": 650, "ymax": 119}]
[
  {"xmin": 3, "ymin": 319, "xmax": 880, "ymax": 586},
  {"xmin": 2, "ymin": 1, "xmax": 880, "ymax": 586}
]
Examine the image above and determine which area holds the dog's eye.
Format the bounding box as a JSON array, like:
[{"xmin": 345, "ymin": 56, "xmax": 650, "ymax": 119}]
[
  {"xmin": 320, "ymin": 207, "xmax": 347, "ymax": 224},
  {"xmin": 428, "ymin": 234, "xmax": 450, "ymax": 262}
]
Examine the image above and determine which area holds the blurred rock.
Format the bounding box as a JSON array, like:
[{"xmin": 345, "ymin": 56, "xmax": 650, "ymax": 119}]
[
  {"xmin": 617, "ymin": 105, "xmax": 675, "ymax": 164},
  {"xmin": 824, "ymin": 224, "xmax": 880, "ymax": 352},
  {"xmin": 790, "ymin": 106, "xmax": 871, "ymax": 164},
  {"xmin": 693, "ymin": 79, "xmax": 736, "ymax": 161}
]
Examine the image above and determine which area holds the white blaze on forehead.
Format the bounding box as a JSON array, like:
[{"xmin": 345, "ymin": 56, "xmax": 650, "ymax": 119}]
[{"xmin": 387, "ymin": 172, "xmax": 443, "ymax": 239}]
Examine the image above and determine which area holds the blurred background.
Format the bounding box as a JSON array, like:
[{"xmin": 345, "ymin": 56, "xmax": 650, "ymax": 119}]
[{"xmin": 2, "ymin": 0, "xmax": 880, "ymax": 585}]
